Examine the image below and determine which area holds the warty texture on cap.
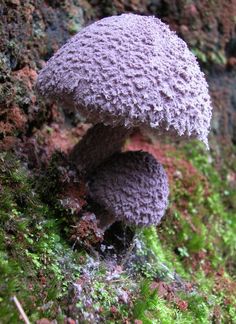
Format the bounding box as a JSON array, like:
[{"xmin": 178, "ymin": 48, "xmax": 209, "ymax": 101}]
[
  {"xmin": 37, "ymin": 13, "xmax": 212, "ymax": 146},
  {"xmin": 88, "ymin": 151, "xmax": 169, "ymax": 226}
]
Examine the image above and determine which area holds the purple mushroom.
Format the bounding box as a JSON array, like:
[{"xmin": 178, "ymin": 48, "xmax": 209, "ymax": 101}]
[
  {"xmin": 36, "ymin": 14, "xmax": 212, "ymax": 229},
  {"xmin": 88, "ymin": 151, "xmax": 169, "ymax": 230},
  {"xmin": 36, "ymin": 13, "xmax": 212, "ymax": 173}
]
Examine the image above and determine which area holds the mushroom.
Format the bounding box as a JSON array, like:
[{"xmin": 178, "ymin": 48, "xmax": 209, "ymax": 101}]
[
  {"xmin": 88, "ymin": 151, "xmax": 169, "ymax": 230},
  {"xmin": 36, "ymin": 13, "xmax": 212, "ymax": 174},
  {"xmin": 36, "ymin": 14, "xmax": 212, "ymax": 231}
]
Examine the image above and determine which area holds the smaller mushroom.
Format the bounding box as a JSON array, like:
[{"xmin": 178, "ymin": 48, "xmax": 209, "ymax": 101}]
[{"xmin": 88, "ymin": 151, "xmax": 169, "ymax": 230}]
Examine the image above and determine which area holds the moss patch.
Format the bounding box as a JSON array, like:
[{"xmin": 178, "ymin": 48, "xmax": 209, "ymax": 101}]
[
  {"xmin": 0, "ymin": 138, "xmax": 236, "ymax": 322},
  {"xmin": 0, "ymin": 152, "xmax": 84, "ymax": 322}
]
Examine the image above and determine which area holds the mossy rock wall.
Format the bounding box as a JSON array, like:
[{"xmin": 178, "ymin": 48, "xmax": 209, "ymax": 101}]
[{"xmin": 1, "ymin": 1, "xmax": 236, "ymax": 323}]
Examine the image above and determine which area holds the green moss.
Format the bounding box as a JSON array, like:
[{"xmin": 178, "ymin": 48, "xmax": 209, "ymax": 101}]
[
  {"xmin": 191, "ymin": 48, "xmax": 207, "ymax": 63},
  {"xmin": 157, "ymin": 140, "xmax": 236, "ymax": 270},
  {"xmin": 133, "ymin": 281, "xmax": 211, "ymax": 324},
  {"xmin": 131, "ymin": 141, "xmax": 236, "ymax": 323},
  {"xmin": 0, "ymin": 153, "xmax": 84, "ymax": 322},
  {"xmin": 0, "ymin": 139, "xmax": 236, "ymax": 323},
  {"xmin": 133, "ymin": 281, "xmax": 176, "ymax": 324},
  {"xmin": 139, "ymin": 227, "xmax": 188, "ymax": 278},
  {"xmin": 191, "ymin": 47, "xmax": 226, "ymax": 66},
  {"xmin": 182, "ymin": 141, "xmax": 236, "ymax": 269}
]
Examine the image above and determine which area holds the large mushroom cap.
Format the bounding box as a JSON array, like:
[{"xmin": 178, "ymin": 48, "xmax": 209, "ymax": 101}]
[
  {"xmin": 88, "ymin": 151, "xmax": 169, "ymax": 226},
  {"xmin": 37, "ymin": 13, "xmax": 212, "ymax": 146}
]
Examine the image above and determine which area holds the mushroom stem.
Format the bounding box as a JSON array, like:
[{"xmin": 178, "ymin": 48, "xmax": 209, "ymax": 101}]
[
  {"xmin": 69, "ymin": 123, "xmax": 132, "ymax": 173},
  {"xmin": 95, "ymin": 210, "xmax": 116, "ymax": 231}
]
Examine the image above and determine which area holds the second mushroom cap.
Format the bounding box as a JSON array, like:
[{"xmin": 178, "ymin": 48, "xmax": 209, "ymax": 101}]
[{"xmin": 88, "ymin": 151, "xmax": 169, "ymax": 227}]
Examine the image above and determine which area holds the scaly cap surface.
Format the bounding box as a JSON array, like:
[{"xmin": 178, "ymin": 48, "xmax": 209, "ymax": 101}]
[
  {"xmin": 37, "ymin": 14, "xmax": 212, "ymax": 146},
  {"xmin": 88, "ymin": 151, "xmax": 169, "ymax": 226}
]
